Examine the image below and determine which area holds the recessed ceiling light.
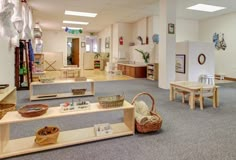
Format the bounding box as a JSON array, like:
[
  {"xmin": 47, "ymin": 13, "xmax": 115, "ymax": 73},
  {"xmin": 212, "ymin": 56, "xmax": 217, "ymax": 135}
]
[
  {"xmin": 63, "ymin": 20, "xmax": 89, "ymax": 25},
  {"xmin": 62, "ymin": 26, "xmax": 83, "ymax": 30},
  {"xmin": 187, "ymin": 4, "xmax": 226, "ymax": 12},
  {"xmin": 65, "ymin": 10, "xmax": 97, "ymax": 17}
]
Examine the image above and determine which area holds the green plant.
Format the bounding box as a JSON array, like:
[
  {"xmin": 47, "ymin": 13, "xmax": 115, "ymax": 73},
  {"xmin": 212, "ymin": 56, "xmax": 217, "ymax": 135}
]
[
  {"xmin": 94, "ymin": 53, "xmax": 101, "ymax": 59},
  {"xmin": 135, "ymin": 49, "xmax": 150, "ymax": 63}
]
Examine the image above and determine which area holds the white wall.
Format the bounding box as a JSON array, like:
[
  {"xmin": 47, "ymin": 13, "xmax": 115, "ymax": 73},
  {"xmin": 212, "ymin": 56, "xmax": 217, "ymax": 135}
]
[
  {"xmin": 97, "ymin": 25, "xmax": 112, "ymax": 53},
  {"xmin": 176, "ymin": 41, "xmax": 215, "ymax": 81},
  {"xmin": 42, "ymin": 30, "xmax": 86, "ymax": 68},
  {"xmin": 199, "ymin": 13, "xmax": 236, "ymax": 78},
  {"xmin": 117, "ymin": 23, "xmax": 132, "ymax": 59},
  {"xmin": 131, "ymin": 17, "xmax": 147, "ymax": 44},
  {"xmin": 0, "ymin": 38, "xmax": 15, "ymax": 86}
]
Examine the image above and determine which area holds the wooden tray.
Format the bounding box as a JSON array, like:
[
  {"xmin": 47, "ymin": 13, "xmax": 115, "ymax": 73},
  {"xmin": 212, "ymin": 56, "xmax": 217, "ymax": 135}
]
[{"xmin": 18, "ymin": 104, "xmax": 48, "ymax": 118}]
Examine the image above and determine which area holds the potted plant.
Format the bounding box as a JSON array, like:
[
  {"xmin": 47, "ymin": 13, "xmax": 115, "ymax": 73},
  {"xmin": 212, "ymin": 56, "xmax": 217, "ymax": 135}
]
[{"xmin": 135, "ymin": 49, "xmax": 150, "ymax": 63}]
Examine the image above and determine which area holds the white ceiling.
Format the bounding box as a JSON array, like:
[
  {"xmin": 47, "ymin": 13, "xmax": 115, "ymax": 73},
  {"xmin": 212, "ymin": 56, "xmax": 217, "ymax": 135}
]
[{"xmin": 28, "ymin": 0, "xmax": 236, "ymax": 33}]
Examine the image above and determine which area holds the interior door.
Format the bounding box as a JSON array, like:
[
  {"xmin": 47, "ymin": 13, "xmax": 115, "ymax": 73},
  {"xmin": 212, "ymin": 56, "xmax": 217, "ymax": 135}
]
[{"xmin": 72, "ymin": 38, "xmax": 80, "ymax": 66}]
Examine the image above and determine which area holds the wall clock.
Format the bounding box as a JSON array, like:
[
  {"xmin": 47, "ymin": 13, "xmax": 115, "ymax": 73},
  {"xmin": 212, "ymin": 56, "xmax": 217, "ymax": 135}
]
[{"xmin": 198, "ymin": 53, "xmax": 206, "ymax": 65}]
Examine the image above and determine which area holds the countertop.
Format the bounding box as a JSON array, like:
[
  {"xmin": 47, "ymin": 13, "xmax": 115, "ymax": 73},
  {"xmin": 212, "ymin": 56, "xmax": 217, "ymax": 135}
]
[{"xmin": 117, "ymin": 62, "xmax": 147, "ymax": 67}]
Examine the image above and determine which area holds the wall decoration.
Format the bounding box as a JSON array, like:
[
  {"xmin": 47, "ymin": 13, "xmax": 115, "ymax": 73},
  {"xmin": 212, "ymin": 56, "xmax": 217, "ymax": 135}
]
[
  {"xmin": 152, "ymin": 34, "xmax": 159, "ymax": 44},
  {"xmin": 64, "ymin": 27, "xmax": 83, "ymax": 34},
  {"xmin": 213, "ymin": 33, "xmax": 227, "ymax": 51},
  {"xmin": 198, "ymin": 53, "xmax": 206, "ymax": 65},
  {"xmin": 105, "ymin": 37, "xmax": 110, "ymax": 48},
  {"xmin": 176, "ymin": 54, "xmax": 185, "ymax": 73},
  {"xmin": 168, "ymin": 23, "xmax": 175, "ymax": 34},
  {"xmin": 81, "ymin": 42, "xmax": 85, "ymax": 48}
]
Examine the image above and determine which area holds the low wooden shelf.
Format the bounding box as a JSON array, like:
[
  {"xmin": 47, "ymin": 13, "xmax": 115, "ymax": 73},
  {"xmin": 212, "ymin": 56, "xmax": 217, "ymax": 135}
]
[
  {"xmin": 30, "ymin": 79, "xmax": 95, "ymax": 101},
  {"xmin": 147, "ymin": 63, "xmax": 158, "ymax": 80},
  {"xmin": 0, "ymin": 87, "xmax": 16, "ymax": 104},
  {"xmin": 0, "ymin": 101, "xmax": 135, "ymax": 159}
]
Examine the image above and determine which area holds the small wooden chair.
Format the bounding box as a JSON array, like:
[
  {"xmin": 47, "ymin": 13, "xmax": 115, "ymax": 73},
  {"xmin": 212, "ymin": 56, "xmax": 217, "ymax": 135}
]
[
  {"xmin": 191, "ymin": 86, "xmax": 216, "ymax": 110},
  {"xmin": 174, "ymin": 89, "xmax": 189, "ymax": 103}
]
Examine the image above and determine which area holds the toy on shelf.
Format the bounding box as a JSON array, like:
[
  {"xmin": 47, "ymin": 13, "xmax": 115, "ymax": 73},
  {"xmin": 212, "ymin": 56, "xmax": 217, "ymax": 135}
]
[
  {"xmin": 94, "ymin": 123, "xmax": 113, "ymax": 136},
  {"xmin": 60, "ymin": 99, "xmax": 90, "ymax": 112}
]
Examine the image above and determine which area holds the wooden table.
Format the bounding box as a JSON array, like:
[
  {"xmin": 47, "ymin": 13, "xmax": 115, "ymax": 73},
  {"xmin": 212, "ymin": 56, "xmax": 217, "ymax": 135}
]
[
  {"xmin": 60, "ymin": 67, "xmax": 80, "ymax": 78},
  {"xmin": 0, "ymin": 100, "xmax": 134, "ymax": 159},
  {"xmin": 169, "ymin": 81, "xmax": 219, "ymax": 110}
]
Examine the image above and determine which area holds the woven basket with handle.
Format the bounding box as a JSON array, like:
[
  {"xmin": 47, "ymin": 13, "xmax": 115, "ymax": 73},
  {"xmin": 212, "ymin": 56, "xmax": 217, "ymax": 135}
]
[{"xmin": 132, "ymin": 92, "xmax": 162, "ymax": 133}]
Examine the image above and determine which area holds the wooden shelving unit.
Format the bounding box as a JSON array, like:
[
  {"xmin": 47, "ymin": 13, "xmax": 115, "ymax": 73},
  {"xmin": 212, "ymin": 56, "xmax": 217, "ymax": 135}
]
[
  {"xmin": 94, "ymin": 60, "xmax": 100, "ymax": 69},
  {"xmin": 0, "ymin": 87, "xmax": 16, "ymax": 104},
  {"xmin": 14, "ymin": 40, "xmax": 32, "ymax": 90},
  {"xmin": 0, "ymin": 101, "xmax": 134, "ymax": 159},
  {"xmin": 30, "ymin": 79, "xmax": 95, "ymax": 101},
  {"xmin": 147, "ymin": 63, "xmax": 158, "ymax": 80}
]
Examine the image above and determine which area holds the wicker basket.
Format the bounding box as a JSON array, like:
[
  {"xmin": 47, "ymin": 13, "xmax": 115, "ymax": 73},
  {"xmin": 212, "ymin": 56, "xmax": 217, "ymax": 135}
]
[
  {"xmin": 18, "ymin": 104, "xmax": 48, "ymax": 118},
  {"xmin": 72, "ymin": 89, "xmax": 86, "ymax": 95},
  {"xmin": 98, "ymin": 95, "xmax": 124, "ymax": 108},
  {"xmin": 132, "ymin": 92, "xmax": 162, "ymax": 133},
  {"xmin": 0, "ymin": 103, "xmax": 16, "ymax": 119},
  {"xmin": 35, "ymin": 126, "xmax": 60, "ymax": 145}
]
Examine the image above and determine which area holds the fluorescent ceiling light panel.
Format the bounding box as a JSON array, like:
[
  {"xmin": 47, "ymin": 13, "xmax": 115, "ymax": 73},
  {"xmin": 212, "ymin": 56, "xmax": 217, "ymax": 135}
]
[
  {"xmin": 65, "ymin": 10, "xmax": 97, "ymax": 17},
  {"xmin": 187, "ymin": 4, "xmax": 226, "ymax": 12},
  {"xmin": 63, "ymin": 20, "xmax": 89, "ymax": 25},
  {"xmin": 62, "ymin": 27, "xmax": 83, "ymax": 30}
]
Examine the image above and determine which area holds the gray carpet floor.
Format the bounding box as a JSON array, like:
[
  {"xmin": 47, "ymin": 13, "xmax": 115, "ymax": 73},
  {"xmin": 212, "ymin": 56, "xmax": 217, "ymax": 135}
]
[{"xmin": 5, "ymin": 79, "xmax": 236, "ymax": 160}]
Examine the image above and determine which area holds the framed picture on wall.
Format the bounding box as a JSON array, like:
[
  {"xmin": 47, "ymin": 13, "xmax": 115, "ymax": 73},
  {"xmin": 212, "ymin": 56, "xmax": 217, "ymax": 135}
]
[
  {"xmin": 168, "ymin": 23, "xmax": 175, "ymax": 34},
  {"xmin": 81, "ymin": 42, "xmax": 85, "ymax": 48},
  {"xmin": 176, "ymin": 54, "xmax": 185, "ymax": 74}
]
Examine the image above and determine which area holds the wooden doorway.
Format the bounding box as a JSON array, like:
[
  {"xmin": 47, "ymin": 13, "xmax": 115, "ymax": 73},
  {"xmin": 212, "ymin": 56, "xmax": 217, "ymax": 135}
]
[{"xmin": 71, "ymin": 38, "xmax": 80, "ymax": 66}]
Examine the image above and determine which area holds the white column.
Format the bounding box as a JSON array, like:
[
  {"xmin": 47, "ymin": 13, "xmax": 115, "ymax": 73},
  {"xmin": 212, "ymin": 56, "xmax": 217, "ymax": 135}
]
[{"xmin": 158, "ymin": 0, "xmax": 176, "ymax": 89}]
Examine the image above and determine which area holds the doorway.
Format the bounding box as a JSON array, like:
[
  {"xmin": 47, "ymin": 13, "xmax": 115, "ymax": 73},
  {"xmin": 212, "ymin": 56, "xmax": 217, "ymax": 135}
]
[{"xmin": 67, "ymin": 38, "xmax": 80, "ymax": 66}]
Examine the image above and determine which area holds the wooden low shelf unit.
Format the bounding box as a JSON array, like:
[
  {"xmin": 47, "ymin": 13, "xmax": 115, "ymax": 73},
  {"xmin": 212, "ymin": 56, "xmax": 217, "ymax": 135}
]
[
  {"xmin": 0, "ymin": 101, "xmax": 135, "ymax": 159},
  {"xmin": 30, "ymin": 79, "xmax": 95, "ymax": 101}
]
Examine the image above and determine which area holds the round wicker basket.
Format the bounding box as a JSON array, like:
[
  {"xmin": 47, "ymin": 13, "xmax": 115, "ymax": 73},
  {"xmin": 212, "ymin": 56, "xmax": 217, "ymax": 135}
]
[
  {"xmin": 18, "ymin": 104, "xmax": 48, "ymax": 118},
  {"xmin": 132, "ymin": 92, "xmax": 162, "ymax": 133},
  {"xmin": 35, "ymin": 126, "xmax": 60, "ymax": 145},
  {"xmin": 0, "ymin": 103, "xmax": 16, "ymax": 119}
]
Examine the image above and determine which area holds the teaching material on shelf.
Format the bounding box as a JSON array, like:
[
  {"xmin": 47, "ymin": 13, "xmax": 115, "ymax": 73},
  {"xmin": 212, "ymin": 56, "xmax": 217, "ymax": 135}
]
[
  {"xmin": 37, "ymin": 94, "xmax": 57, "ymax": 98},
  {"xmin": 147, "ymin": 63, "xmax": 158, "ymax": 80},
  {"xmin": 0, "ymin": 84, "xmax": 9, "ymax": 94},
  {"xmin": 94, "ymin": 123, "xmax": 113, "ymax": 136},
  {"xmin": 18, "ymin": 104, "xmax": 48, "ymax": 118},
  {"xmin": 30, "ymin": 79, "xmax": 95, "ymax": 101},
  {"xmin": 94, "ymin": 60, "xmax": 101, "ymax": 69},
  {"xmin": 0, "ymin": 100, "xmax": 134, "ymax": 159},
  {"xmin": 98, "ymin": 94, "xmax": 124, "ymax": 108},
  {"xmin": 71, "ymin": 88, "xmax": 86, "ymax": 95},
  {"xmin": 60, "ymin": 101, "xmax": 90, "ymax": 112},
  {"xmin": 35, "ymin": 126, "xmax": 60, "ymax": 146},
  {"xmin": 39, "ymin": 77, "xmax": 55, "ymax": 83},
  {"xmin": 74, "ymin": 77, "xmax": 87, "ymax": 81}
]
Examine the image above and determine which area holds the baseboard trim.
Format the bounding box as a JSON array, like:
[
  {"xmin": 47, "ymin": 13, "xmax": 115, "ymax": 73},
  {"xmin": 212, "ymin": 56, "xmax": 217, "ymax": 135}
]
[{"xmin": 215, "ymin": 74, "xmax": 236, "ymax": 81}]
